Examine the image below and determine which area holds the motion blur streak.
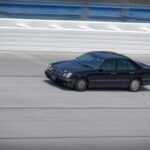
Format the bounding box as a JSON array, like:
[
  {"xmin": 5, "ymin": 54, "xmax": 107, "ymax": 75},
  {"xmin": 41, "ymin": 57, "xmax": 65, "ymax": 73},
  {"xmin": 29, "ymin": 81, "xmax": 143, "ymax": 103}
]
[{"xmin": 0, "ymin": 19, "xmax": 150, "ymax": 54}]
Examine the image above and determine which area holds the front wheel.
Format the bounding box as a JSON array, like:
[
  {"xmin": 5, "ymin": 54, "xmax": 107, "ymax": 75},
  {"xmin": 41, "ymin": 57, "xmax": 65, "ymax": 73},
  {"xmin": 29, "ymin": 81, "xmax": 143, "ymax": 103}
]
[
  {"xmin": 75, "ymin": 78, "xmax": 88, "ymax": 91},
  {"xmin": 129, "ymin": 79, "xmax": 141, "ymax": 92}
]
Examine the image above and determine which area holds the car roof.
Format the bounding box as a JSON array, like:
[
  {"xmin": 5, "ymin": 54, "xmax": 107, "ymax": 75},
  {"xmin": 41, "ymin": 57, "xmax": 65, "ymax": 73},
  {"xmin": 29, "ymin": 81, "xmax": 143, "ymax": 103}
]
[{"xmin": 89, "ymin": 51, "xmax": 129, "ymax": 60}]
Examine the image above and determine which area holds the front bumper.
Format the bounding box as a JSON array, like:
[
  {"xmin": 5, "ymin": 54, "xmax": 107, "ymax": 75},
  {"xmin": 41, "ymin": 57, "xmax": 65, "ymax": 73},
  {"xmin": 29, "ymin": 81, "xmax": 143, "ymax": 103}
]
[{"xmin": 45, "ymin": 69, "xmax": 76, "ymax": 88}]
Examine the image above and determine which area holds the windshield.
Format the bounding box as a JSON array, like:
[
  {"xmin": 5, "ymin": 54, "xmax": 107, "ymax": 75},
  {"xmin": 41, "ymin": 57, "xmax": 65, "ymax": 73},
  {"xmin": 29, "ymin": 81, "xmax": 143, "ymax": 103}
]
[{"xmin": 75, "ymin": 53, "xmax": 103, "ymax": 69}]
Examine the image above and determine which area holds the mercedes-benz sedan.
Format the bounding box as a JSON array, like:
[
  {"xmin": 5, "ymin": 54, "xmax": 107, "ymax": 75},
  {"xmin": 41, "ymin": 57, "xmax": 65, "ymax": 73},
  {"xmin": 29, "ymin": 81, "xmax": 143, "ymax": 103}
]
[{"xmin": 45, "ymin": 51, "xmax": 150, "ymax": 91}]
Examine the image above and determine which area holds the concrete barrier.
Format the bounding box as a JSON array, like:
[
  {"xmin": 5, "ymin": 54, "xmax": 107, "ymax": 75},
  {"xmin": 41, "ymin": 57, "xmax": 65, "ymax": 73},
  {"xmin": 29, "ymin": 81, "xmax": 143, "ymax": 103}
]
[{"xmin": 0, "ymin": 18, "xmax": 150, "ymax": 54}]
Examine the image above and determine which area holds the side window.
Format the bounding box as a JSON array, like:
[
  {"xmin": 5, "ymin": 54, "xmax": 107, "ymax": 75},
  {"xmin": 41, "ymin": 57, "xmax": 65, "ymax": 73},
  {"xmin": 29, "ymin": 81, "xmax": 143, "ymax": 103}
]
[
  {"xmin": 101, "ymin": 59, "xmax": 116, "ymax": 71},
  {"xmin": 117, "ymin": 59, "xmax": 136, "ymax": 71}
]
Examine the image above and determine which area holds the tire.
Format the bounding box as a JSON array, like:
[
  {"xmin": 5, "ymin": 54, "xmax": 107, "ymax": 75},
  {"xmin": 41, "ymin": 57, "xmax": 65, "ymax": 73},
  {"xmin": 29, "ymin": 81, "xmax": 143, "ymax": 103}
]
[
  {"xmin": 129, "ymin": 79, "xmax": 141, "ymax": 92},
  {"xmin": 75, "ymin": 78, "xmax": 88, "ymax": 91}
]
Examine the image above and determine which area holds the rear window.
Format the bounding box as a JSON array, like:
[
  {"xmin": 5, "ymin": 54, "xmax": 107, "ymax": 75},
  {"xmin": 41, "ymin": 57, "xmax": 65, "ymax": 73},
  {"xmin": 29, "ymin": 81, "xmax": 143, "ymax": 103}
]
[{"xmin": 117, "ymin": 59, "xmax": 136, "ymax": 71}]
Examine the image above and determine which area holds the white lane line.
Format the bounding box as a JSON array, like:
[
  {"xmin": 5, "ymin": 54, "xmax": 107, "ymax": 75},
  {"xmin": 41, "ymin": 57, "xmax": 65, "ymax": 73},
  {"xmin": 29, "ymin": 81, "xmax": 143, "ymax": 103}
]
[
  {"xmin": 48, "ymin": 24, "xmax": 63, "ymax": 29},
  {"xmin": 17, "ymin": 23, "xmax": 31, "ymax": 28},
  {"xmin": 78, "ymin": 25, "xmax": 94, "ymax": 30},
  {"xmin": 0, "ymin": 26, "xmax": 149, "ymax": 33},
  {"xmin": 108, "ymin": 26, "xmax": 122, "ymax": 31},
  {"xmin": 140, "ymin": 27, "xmax": 150, "ymax": 32}
]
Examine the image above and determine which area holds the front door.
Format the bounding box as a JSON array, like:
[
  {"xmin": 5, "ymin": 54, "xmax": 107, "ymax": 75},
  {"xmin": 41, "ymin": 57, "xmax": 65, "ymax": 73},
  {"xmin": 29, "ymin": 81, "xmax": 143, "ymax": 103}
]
[{"xmin": 89, "ymin": 59, "xmax": 117, "ymax": 88}]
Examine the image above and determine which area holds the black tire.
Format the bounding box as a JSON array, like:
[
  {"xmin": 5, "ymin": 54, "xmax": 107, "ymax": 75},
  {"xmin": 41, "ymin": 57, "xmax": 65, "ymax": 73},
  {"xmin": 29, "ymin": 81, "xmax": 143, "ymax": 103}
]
[
  {"xmin": 129, "ymin": 79, "xmax": 141, "ymax": 92},
  {"xmin": 75, "ymin": 78, "xmax": 88, "ymax": 91}
]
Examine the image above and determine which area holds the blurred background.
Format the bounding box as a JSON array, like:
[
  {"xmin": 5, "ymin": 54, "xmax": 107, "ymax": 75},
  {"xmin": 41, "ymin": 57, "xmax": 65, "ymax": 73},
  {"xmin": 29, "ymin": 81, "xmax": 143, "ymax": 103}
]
[
  {"xmin": 0, "ymin": 0, "xmax": 149, "ymax": 22},
  {"xmin": 0, "ymin": 0, "xmax": 149, "ymax": 53}
]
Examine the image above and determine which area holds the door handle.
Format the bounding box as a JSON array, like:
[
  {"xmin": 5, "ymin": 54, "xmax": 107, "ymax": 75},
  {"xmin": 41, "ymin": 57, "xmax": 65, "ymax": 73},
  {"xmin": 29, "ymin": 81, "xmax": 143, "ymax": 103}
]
[{"xmin": 111, "ymin": 72, "xmax": 117, "ymax": 75}]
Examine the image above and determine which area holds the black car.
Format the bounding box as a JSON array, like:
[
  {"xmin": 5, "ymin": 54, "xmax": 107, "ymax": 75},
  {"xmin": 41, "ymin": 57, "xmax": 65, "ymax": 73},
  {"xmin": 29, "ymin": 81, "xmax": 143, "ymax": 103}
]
[{"xmin": 45, "ymin": 51, "xmax": 150, "ymax": 91}]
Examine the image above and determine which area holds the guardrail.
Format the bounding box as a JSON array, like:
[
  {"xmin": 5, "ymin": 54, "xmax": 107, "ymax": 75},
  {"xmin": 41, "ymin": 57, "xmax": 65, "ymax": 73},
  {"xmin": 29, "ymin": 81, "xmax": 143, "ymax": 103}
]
[
  {"xmin": 0, "ymin": 1, "xmax": 150, "ymax": 22},
  {"xmin": 0, "ymin": 19, "xmax": 150, "ymax": 54}
]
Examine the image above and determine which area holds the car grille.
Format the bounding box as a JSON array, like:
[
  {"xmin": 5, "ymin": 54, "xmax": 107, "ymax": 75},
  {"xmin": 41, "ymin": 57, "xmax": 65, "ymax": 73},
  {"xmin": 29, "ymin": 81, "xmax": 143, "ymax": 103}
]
[{"xmin": 51, "ymin": 68, "xmax": 63, "ymax": 77}]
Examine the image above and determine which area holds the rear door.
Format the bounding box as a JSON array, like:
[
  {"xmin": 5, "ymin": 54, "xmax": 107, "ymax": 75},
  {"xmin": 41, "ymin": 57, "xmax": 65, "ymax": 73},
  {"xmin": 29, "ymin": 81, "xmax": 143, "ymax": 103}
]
[{"xmin": 115, "ymin": 59, "xmax": 137, "ymax": 88}]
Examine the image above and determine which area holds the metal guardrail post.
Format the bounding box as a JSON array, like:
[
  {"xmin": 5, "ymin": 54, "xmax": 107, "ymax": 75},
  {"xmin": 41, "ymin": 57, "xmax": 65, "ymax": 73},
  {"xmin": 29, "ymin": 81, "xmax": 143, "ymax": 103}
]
[
  {"xmin": 121, "ymin": 0, "xmax": 129, "ymax": 20},
  {"xmin": 81, "ymin": 2, "xmax": 89, "ymax": 20}
]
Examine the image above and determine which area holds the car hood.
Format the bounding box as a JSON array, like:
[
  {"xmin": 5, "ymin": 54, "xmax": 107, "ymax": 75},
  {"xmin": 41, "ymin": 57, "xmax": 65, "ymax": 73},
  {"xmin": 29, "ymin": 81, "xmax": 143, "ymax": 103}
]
[{"xmin": 52, "ymin": 60, "xmax": 93, "ymax": 73}]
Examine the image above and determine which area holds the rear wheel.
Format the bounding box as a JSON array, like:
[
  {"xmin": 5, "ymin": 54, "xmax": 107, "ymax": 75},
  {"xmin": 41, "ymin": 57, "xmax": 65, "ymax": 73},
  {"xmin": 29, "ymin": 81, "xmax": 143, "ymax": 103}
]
[
  {"xmin": 129, "ymin": 79, "xmax": 141, "ymax": 92},
  {"xmin": 75, "ymin": 78, "xmax": 88, "ymax": 91}
]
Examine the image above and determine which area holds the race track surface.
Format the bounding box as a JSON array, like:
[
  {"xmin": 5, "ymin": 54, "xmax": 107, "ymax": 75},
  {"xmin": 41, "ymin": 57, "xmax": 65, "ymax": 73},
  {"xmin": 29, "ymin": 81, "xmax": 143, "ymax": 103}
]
[{"xmin": 0, "ymin": 52, "xmax": 150, "ymax": 150}]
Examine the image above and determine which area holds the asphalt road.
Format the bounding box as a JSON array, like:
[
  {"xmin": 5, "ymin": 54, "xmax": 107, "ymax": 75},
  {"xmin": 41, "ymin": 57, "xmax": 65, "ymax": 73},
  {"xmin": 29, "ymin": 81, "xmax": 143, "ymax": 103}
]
[{"xmin": 0, "ymin": 51, "xmax": 150, "ymax": 150}]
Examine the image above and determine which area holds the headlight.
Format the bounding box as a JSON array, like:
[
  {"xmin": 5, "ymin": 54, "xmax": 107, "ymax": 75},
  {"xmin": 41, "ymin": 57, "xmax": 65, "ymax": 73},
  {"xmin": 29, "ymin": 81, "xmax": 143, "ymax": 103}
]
[
  {"xmin": 66, "ymin": 72, "xmax": 72, "ymax": 78},
  {"xmin": 63, "ymin": 72, "xmax": 72, "ymax": 78},
  {"xmin": 63, "ymin": 72, "xmax": 67, "ymax": 77},
  {"xmin": 48, "ymin": 64, "xmax": 53, "ymax": 71}
]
